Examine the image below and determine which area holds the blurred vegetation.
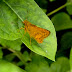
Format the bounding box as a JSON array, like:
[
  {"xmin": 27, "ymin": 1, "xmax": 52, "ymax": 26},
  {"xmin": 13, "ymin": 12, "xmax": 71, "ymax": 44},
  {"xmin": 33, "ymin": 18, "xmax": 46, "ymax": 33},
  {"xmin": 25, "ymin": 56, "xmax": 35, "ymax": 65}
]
[{"xmin": 0, "ymin": 0, "xmax": 72, "ymax": 72}]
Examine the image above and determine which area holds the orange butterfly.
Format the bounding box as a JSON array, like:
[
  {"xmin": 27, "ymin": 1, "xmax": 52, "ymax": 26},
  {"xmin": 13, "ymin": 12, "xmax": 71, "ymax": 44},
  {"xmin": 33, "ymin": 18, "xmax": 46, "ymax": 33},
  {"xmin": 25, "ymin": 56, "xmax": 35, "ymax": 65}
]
[{"xmin": 19, "ymin": 20, "xmax": 50, "ymax": 43}]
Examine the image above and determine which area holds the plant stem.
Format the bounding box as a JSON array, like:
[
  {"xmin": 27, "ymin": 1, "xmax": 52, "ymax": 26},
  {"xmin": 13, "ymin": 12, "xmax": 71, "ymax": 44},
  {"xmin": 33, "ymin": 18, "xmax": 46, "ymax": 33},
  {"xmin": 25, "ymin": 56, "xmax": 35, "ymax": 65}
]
[
  {"xmin": 47, "ymin": 2, "xmax": 71, "ymax": 16},
  {"xmin": 1, "ymin": 46, "xmax": 26, "ymax": 65},
  {"xmin": 8, "ymin": 48, "xmax": 26, "ymax": 65}
]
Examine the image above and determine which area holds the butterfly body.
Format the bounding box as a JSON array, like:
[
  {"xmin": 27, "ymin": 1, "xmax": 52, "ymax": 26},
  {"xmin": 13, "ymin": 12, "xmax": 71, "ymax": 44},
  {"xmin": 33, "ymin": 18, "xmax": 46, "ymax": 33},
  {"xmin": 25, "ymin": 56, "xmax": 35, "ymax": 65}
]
[{"xmin": 22, "ymin": 20, "xmax": 50, "ymax": 43}]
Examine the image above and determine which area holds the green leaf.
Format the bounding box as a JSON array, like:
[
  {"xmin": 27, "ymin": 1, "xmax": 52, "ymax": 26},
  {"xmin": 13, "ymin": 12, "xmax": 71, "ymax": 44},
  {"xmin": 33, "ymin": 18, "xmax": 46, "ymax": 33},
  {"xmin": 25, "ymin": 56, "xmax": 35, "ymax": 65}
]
[
  {"xmin": 0, "ymin": 49, "xmax": 3, "ymax": 59},
  {"xmin": 51, "ymin": 12, "xmax": 72, "ymax": 31},
  {"xmin": 42, "ymin": 9, "xmax": 47, "ymax": 13},
  {"xmin": 4, "ymin": 53, "xmax": 15, "ymax": 61},
  {"xmin": 49, "ymin": 0, "xmax": 56, "ymax": 2},
  {"xmin": 2, "ymin": 0, "xmax": 57, "ymax": 61},
  {"xmin": 34, "ymin": 0, "xmax": 48, "ymax": 9},
  {"xmin": 23, "ymin": 51, "xmax": 31, "ymax": 62},
  {"xmin": 17, "ymin": 51, "xmax": 31, "ymax": 66},
  {"xmin": 25, "ymin": 63, "xmax": 50, "ymax": 72},
  {"xmin": 50, "ymin": 57, "xmax": 70, "ymax": 72},
  {"xmin": 60, "ymin": 32, "xmax": 72, "ymax": 50},
  {"xmin": 66, "ymin": 4, "xmax": 72, "ymax": 15},
  {"xmin": 0, "ymin": 1, "xmax": 21, "ymax": 40},
  {"xmin": 0, "ymin": 59, "xmax": 26, "ymax": 72},
  {"xmin": 66, "ymin": 0, "xmax": 72, "ymax": 15},
  {"xmin": 30, "ymin": 53, "xmax": 47, "ymax": 64},
  {"xmin": 0, "ymin": 38, "xmax": 22, "ymax": 51},
  {"xmin": 70, "ymin": 48, "xmax": 72, "ymax": 71},
  {"xmin": 25, "ymin": 53, "xmax": 50, "ymax": 72}
]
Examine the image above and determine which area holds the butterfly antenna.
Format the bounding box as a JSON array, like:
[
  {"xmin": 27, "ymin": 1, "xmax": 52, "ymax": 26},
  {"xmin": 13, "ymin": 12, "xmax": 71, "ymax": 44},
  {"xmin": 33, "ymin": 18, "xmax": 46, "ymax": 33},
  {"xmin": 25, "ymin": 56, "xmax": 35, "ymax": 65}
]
[{"xmin": 25, "ymin": 10, "xmax": 29, "ymax": 20}]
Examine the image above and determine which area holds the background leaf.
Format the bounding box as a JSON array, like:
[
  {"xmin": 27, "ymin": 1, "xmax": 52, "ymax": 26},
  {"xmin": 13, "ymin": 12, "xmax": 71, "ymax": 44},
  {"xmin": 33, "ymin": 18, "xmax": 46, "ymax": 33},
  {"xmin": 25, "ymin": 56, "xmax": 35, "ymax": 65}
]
[
  {"xmin": 4, "ymin": 53, "xmax": 15, "ymax": 62},
  {"xmin": 66, "ymin": 1, "xmax": 72, "ymax": 15},
  {"xmin": 60, "ymin": 32, "xmax": 72, "ymax": 50},
  {"xmin": 25, "ymin": 53, "xmax": 50, "ymax": 72},
  {"xmin": 17, "ymin": 51, "xmax": 31, "ymax": 66},
  {"xmin": 0, "ymin": 49, "xmax": 3, "ymax": 59},
  {"xmin": 50, "ymin": 57, "xmax": 70, "ymax": 72},
  {"xmin": 49, "ymin": 0, "xmax": 56, "ymax": 2},
  {"xmin": 0, "ymin": 38, "xmax": 22, "ymax": 51},
  {"xmin": 22, "ymin": 51, "xmax": 31, "ymax": 62},
  {"xmin": 70, "ymin": 48, "xmax": 72, "ymax": 71},
  {"xmin": 34, "ymin": 0, "xmax": 48, "ymax": 9},
  {"xmin": 3, "ymin": 0, "xmax": 57, "ymax": 61},
  {"xmin": 0, "ymin": 59, "xmax": 26, "ymax": 72},
  {"xmin": 66, "ymin": 4, "xmax": 72, "ymax": 15},
  {"xmin": 51, "ymin": 12, "xmax": 72, "ymax": 31}
]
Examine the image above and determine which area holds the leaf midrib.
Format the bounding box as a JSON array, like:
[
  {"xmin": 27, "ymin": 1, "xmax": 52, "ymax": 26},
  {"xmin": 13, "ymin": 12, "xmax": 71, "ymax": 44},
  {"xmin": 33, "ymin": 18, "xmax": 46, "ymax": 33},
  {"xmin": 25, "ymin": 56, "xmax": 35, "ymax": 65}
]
[{"xmin": 3, "ymin": 0, "xmax": 23, "ymax": 22}]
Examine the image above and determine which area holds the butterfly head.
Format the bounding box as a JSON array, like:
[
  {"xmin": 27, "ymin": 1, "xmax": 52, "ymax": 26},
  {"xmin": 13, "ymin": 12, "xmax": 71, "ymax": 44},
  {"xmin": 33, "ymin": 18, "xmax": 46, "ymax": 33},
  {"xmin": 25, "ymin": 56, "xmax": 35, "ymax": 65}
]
[{"xmin": 23, "ymin": 19, "xmax": 28, "ymax": 24}]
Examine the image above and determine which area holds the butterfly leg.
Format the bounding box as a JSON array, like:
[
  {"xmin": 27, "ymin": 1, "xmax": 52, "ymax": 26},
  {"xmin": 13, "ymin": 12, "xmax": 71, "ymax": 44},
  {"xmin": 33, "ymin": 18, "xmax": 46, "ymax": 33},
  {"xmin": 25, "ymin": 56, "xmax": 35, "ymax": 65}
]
[
  {"xmin": 22, "ymin": 30, "xmax": 26, "ymax": 38},
  {"xmin": 18, "ymin": 27, "xmax": 27, "ymax": 39},
  {"xmin": 18, "ymin": 27, "xmax": 25, "ymax": 32}
]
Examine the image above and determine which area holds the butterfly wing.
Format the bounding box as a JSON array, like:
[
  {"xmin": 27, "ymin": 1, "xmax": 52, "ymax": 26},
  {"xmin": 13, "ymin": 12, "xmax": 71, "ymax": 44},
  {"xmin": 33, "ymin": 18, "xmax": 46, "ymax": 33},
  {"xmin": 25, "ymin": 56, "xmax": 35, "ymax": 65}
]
[
  {"xmin": 27, "ymin": 24, "xmax": 50, "ymax": 43},
  {"xmin": 34, "ymin": 28, "xmax": 50, "ymax": 43},
  {"xmin": 24, "ymin": 20, "xmax": 50, "ymax": 43}
]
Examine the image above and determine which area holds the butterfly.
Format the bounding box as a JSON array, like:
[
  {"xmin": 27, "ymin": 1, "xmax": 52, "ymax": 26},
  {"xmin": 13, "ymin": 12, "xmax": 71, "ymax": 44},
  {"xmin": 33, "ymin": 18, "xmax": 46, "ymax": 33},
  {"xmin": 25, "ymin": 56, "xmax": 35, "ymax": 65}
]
[{"xmin": 19, "ymin": 20, "xmax": 50, "ymax": 43}]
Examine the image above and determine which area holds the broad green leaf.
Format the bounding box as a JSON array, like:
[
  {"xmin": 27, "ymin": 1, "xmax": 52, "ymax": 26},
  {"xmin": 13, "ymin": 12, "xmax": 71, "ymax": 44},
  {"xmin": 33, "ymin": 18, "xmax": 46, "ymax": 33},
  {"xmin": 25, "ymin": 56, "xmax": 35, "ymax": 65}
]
[
  {"xmin": 2, "ymin": 0, "xmax": 57, "ymax": 61},
  {"xmin": 66, "ymin": 4, "xmax": 72, "ymax": 15},
  {"xmin": 42, "ymin": 9, "xmax": 47, "ymax": 13},
  {"xmin": 70, "ymin": 48, "xmax": 72, "ymax": 71},
  {"xmin": 0, "ymin": 38, "xmax": 22, "ymax": 51},
  {"xmin": 0, "ymin": 49, "xmax": 3, "ymax": 59},
  {"xmin": 60, "ymin": 32, "xmax": 72, "ymax": 50},
  {"xmin": 0, "ymin": 59, "xmax": 26, "ymax": 72},
  {"xmin": 30, "ymin": 52, "xmax": 48, "ymax": 64},
  {"xmin": 66, "ymin": 0, "xmax": 72, "ymax": 15},
  {"xmin": 22, "ymin": 51, "xmax": 31, "ymax": 62},
  {"xmin": 25, "ymin": 53, "xmax": 50, "ymax": 72},
  {"xmin": 4, "ymin": 53, "xmax": 15, "ymax": 61},
  {"xmin": 51, "ymin": 12, "xmax": 72, "ymax": 31},
  {"xmin": 17, "ymin": 51, "xmax": 31, "ymax": 66},
  {"xmin": 0, "ymin": 1, "xmax": 21, "ymax": 40},
  {"xmin": 50, "ymin": 57, "xmax": 70, "ymax": 72},
  {"xmin": 49, "ymin": 0, "xmax": 56, "ymax": 2},
  {"xmin": 25, "ymin": 63, "xmax": 50, "ymax": 72},
  {"xmin": 34, "ymin": 0, "xmax": 48, "ymax": 9}
]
